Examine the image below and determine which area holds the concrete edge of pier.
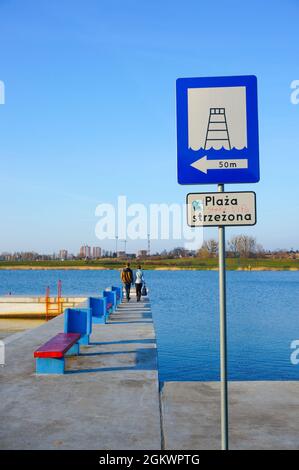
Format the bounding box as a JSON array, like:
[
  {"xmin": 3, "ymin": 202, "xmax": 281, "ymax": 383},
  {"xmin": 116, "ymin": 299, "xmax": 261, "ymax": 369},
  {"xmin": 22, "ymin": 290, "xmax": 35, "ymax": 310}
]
[{"xmin": 160, "ymin": 380, "xmax": 299, "ymax": 450}]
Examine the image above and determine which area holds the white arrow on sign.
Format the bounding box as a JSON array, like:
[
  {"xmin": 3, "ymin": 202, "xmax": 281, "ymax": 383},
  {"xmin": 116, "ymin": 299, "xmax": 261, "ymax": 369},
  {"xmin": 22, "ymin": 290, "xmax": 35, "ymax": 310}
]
[{"xmin": 190, "ymin": 156, "xmax": 248, "ymax": 174}]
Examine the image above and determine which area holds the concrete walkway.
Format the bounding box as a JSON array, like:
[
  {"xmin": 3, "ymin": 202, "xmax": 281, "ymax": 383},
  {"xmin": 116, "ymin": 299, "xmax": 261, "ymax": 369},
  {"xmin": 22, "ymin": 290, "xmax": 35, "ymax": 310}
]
[
  {"xmin": 161, "ymin": 381, "xmax": 299, "ymax": 450},
  {"xmin": 2, "ymin": 295, "xmax": 299, "ymax": 450},
  {"xmin": 0, "ymin": 293, "xmax": 161, "ymax": 450}
]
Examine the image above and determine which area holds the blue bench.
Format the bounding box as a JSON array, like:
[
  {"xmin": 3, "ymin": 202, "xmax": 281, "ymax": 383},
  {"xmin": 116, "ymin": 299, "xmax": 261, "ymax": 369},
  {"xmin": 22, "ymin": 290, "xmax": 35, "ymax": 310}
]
[
  {"xmin": 34, "ymin": 332, "xmax": 81, "ymax": 374},
  {"xmin": 88, "ymin": 297, "xmax": 107, "ymax": 324},
  {"xmin": 103, "ymin": 290, "xmax": 117, "ymax": 315},
  {"xmin": 33, "ymin": 286, "xmax": 121, "ymax": 375},
  {"xmin": 64, "ymin": 307, "xmax": 92, "ymax": 345},
  {"xmin": 112, "ymin": 286, "xmax": 122, "ymax": 305}
]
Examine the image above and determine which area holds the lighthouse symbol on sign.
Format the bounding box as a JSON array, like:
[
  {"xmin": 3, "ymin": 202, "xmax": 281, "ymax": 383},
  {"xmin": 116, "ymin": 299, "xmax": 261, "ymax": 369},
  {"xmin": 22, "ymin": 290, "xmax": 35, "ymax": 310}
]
[
  {"xmin": 204, "ymin": 108, "xmax": 231, "ymax": 150},
  {"xmin": 176, "ymin": 75, "xmax": 259, "ymax": 185}
]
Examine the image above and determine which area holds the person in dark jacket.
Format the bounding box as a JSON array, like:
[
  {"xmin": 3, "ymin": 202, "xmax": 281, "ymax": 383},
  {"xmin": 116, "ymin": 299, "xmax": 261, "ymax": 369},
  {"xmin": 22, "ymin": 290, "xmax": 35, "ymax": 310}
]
[{"xmin": 121, "ymin": 262, "xmax": 133, "ymax": 301}]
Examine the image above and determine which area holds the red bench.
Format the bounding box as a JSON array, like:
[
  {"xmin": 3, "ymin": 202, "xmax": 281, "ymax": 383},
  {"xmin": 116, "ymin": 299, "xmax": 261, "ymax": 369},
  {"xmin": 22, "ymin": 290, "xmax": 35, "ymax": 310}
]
[
  {"xmin": 106, "ymin": 302, "xmax": 113, "ymax": 313},
  {"xmin": 34, "ymin": 332, "xmax": 81, "ymax": 374}
]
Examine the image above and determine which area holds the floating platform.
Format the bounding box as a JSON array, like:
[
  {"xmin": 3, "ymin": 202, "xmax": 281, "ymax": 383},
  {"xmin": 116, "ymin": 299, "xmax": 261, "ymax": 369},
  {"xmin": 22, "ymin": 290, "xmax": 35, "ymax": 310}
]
[{"xmin": 0, "ymin": 296, "xmax": 86, "ymax": 319}]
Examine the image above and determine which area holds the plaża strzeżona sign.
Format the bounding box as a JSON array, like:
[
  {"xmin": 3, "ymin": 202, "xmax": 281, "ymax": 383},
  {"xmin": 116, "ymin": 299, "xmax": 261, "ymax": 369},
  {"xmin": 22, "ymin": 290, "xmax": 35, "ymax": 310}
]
[{"xmin": 186, "ymin": 191, "xmax": 256, "ymax": 227}]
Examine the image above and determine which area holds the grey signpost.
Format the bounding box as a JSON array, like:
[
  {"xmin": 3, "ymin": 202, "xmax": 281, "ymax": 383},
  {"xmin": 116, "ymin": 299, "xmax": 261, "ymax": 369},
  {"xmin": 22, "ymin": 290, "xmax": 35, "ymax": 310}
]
[
  {"xmin": 185, "ymin": 190, "xmax": 257, "ymax": 450},
  {"xmin": 177, "ymin": 75, "xmax": 260, "ymax": 450},
  {"xmin": 218, "ymin": 183, "xmax": 229, "ymax": 450}
]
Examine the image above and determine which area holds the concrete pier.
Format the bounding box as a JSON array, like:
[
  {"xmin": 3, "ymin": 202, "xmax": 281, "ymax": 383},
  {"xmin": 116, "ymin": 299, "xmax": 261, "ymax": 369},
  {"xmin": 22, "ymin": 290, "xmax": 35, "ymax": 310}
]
[
  {"xmin": 1, "ymin": 294, "xmax": 299, "ymax": 450},
  {"xmin": 0, "ymin": 293, "xmax": 161, "ymax": 450},
  {"xmin": 161, "ymin": 381, "xmax": 299, "ymax": 450}
]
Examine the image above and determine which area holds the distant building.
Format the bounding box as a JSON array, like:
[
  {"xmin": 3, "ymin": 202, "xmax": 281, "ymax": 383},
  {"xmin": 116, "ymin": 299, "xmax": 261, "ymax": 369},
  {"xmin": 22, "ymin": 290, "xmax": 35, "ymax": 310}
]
[
  {"xmin": 79, "ymin": 245, "xmax": 91, "ymax": 258},
  {"xmin": 137, "ymin": 250, "xmax": 148, "ymax": 258},
  {"xmin": 116, "ymin": 251, "xmax": 136, "ymax": 259},
  {"xmin": 0, "ymin": 252, "xmax": 12, "ymax": 261},
  {"xmin": 59, "ymin": 249, "xmax": 68, "ymax": 260},
  {"xmin": 92, "ymin": 246, "xmax": 101, "ymax": 258}
]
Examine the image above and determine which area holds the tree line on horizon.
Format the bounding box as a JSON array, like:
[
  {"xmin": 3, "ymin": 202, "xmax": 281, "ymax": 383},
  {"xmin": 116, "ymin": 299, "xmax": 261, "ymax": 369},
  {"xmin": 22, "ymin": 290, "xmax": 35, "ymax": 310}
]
[
  {"xmin": 0, "ymin": 235, "xmax": 298, "ymax": 262},
  {"xmin": 163, "ymin": 235, "xmax": 298, "ymax": 259}
]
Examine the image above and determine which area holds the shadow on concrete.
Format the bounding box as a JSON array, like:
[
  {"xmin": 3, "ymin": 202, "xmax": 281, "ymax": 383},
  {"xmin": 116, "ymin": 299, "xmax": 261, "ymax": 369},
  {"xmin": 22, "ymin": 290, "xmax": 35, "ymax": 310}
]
[
  {"xmin": 79, "ymin": 350, "xmax": 137, "ymax": 357},
  {"xmin": 108, "ymin": 320, "xmax": 152, "ymax": 324},
  {"xmin": 142, "ymin": 312, "xmax": 152, "ymax": 319},
  {"xmin": 116, "ymin": 309, "xmax": 151, "ymax": 313},
  {"xmin": 89, "ymin": 339, "xmax": 155, "ymax": 346},
  {"xmin": 66, "ymin": 348, "xmax": 156, "ymax": 374},
  {"xmin": 117, "ymin": 303, "xmax": 150, "ymax": 308},
  {"xmin": 111, "ymin": 312, "xmax": 152, "ymax": 320}
]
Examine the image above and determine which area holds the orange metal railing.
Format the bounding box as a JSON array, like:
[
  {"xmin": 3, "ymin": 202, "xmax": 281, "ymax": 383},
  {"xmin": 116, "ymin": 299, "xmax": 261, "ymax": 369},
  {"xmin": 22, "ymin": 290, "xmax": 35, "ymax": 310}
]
[
  {"xmin": 45, "ymin": 280, "xmax": 63, "ymax": 320},
  {"xmin": 45, "ymin": 286, "xmax": 50, "ymax": 321}
]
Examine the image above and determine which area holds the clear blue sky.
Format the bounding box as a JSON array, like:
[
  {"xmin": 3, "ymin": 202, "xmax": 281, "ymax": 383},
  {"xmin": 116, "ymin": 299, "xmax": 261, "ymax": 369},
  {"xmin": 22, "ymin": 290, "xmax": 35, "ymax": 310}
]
[{"xmin": 0, "ymin": 0, "xmax": 299, "ymax": 254}]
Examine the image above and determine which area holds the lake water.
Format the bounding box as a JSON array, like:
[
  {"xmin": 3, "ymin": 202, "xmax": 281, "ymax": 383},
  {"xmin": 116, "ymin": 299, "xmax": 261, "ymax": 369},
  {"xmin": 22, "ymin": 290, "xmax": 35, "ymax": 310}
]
[{"xmin": 1, "ymin": 269, "xmax": 299, "ymax": 382}]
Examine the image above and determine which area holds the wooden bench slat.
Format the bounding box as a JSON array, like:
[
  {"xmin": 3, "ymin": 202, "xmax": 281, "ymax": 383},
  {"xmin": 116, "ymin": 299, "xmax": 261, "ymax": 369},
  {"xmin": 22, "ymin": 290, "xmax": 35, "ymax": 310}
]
[{"xmin": 34, "ymin": 333, "xmax": 81, "ymax": 359}]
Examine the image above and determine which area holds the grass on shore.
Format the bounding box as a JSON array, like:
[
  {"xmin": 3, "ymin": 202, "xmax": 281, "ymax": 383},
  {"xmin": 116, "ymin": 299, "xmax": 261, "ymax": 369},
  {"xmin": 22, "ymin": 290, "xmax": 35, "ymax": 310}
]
[{"xmin": 0, "ymin": 258, "xmax": 298, "ymax": 270}]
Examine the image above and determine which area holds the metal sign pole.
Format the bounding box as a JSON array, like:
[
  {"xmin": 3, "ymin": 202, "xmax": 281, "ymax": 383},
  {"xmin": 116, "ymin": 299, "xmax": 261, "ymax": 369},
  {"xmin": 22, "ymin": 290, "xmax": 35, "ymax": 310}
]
[
  {"xmin": 177, "ymin": 75, "xmax": 259, "ymax": 451},
  {"xmin": 218, "ymin": 183, "xmax": 229, "ymax": 450}
]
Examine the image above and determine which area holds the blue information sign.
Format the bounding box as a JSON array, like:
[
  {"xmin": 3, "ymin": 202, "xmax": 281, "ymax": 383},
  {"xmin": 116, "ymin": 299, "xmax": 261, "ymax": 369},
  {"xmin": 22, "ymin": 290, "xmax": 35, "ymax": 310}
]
[{"xmin": 176, "ymin": 75, "xmax": 259, "ymax": 185}]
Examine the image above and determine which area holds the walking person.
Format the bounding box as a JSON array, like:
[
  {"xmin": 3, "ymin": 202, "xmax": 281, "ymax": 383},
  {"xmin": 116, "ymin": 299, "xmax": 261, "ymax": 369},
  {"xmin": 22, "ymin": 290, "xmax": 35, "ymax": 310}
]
[
  {"xmin": 135, "ymin": 264, "xmax": 144, "ymax": 302},
  {"xmin": 121, "ymin": 262, "xmax": 133, "ymax": 301}
]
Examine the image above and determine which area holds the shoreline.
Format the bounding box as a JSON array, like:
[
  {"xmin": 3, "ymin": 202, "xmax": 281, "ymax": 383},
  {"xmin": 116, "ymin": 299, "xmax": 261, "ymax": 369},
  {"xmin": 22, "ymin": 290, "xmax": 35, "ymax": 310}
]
[{"xmin": 0, "ymin": 265, "xmax": 298, "ymax": 271}]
